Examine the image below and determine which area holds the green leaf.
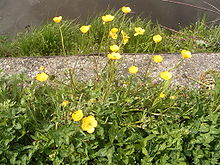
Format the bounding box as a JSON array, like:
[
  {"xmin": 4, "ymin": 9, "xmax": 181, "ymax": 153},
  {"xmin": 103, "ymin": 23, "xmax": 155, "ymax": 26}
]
[
  {"xmin": 179, "ymin": 162, "xmax": 187, "ymax": 165},
  {"xmin": 209, "ymin": 126, "xmax": 220, "ymax": 135},
  {"xmin": 96, "ymin": 147, "xmax": 108, "ymax": 157},
  {"xmin": 142, "ymin": 134, "xmax": 156, "ymax": 147},
  {"xmin": 142, "ymin": 148, "xmax": 148, "ymax": 156},
  {"xmin": 107, "ymin": 146, "xmax": 115, "ymax": 165},
  {"xmin": 159, "ymin": 154, "xmax": 169, "ymax": 164},
  {"xmin": 201, "ymin": 133, "xmax": 215, "ymax": 144},
  {"xmin": 199, "ymin": 123, "xmax": 210, "ymax": 133}
]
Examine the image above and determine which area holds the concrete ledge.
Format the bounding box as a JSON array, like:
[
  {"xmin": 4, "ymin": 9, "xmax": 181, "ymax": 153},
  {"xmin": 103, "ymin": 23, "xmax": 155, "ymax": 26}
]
[{"xmin": 0, "ymin": 53, "xmax": 219, "ymax": 87}]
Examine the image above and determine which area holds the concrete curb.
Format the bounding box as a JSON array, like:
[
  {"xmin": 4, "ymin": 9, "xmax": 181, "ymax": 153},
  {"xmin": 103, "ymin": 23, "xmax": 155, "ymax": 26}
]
[{"xmin": 0, "ymin": 53, "xmax": 219, "ymax": 87}]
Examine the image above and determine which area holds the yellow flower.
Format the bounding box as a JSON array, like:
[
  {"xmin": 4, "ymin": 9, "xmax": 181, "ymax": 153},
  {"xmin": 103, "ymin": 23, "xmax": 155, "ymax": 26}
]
[
  {"xmin": 61, "ymin": 100, "xmax": 69, "ymax": 107},
  {"xmin": 122, "ymin": 6, "xmax": 132, "ymax": 14},
  {"xmin": 81, "ymin": 115, "xmax": 98, "ymax": 133},
  {"xmin": 153, "ymin": 34, "xmax": 162, "ymax": 43},
  {"xmin": 36, "ymin": 72, "xmax": 49, "ymax": 82},
  {"xmin": 109, "ymin": 32, "xmax": 118, "ymax": 39},
  {"xmin": 72, "ymin": 110, "xmax": 83, "ymax": 122},
  {"xmin": 160, "ymin": 71, "xmax": 172, "ymax": 80},
  {"xmin": 181, "ymin": 50, "xmax": 192, "ymax": 59},
  {"xmin": 80, "ymin": 25, "xmax": 92, "ymax": 34},
  {"xmin": 39, "ymin": 66, "xmax": 45, "ymax": 71},
  {"xmin": 102, "ymin": 14, "xmax": 114, "ymax": 24},
  {"xmin": 88, "ymin": 98, "xmax": 96, "ymax": 104},
  {"xmin": 110, "ymin": 28, "xmax": 118, "ymax": 33},
  {"xmin": 128, "ymin": 66, "xmax": 138, "ymax": 74},
  {"xmin": 53, "ymin": 16, "xmax": 62, "ymax": 23},
  {"xmin": 109, "ymin": 28, "xmax": 118, "ymax": 39},
  {"xmin": 134, "ymin": 27, "xmax": 145, "ymax": 36},
  {"xmin": 160, "ymin": 92, "xmax": 166, "ymax": 98},
  {"xmin": 170, "ymin": 96, "xmax": 176, "ymax": 100},
  {"xmin": 121, "ymin": 30, "xmax": 130, "ymax": 45},
  {"xmin": 123, "ymin": 38, "xmax": 129, "ymax": 45},
  {"xmin": 153, "ymin": 55, "xmax": 163, "ymax": 63},
  {"xmin": 110, "ymin": 45, "xmax": 120, "ymax": 52},
  {"xmin": 107, "ymin": 52, "xmax": 122, "ymax": 60}
]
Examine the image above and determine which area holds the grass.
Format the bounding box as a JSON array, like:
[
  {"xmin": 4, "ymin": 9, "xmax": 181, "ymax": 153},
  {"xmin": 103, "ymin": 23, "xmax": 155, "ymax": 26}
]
[
  {"xmin": 0, "ymin": 7, "xmax": 220, "ymax": 164},
  {"xmin": 0, "ymin": 10, "xmax": 219, "ymax": 57}
]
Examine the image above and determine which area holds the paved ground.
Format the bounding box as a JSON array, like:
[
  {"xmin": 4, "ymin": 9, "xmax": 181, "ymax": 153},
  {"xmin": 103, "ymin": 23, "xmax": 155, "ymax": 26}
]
[{"xmin": 0, "ymin": 53, "xmax": 219, "ymax": 88}]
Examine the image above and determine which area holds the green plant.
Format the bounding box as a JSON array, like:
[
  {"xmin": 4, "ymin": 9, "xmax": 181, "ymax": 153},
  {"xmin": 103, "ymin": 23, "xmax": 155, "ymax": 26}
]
[
  {"xmin": 0, "ymin": 70, "xmax": 219, "ymax": 164},
  {"xmin": 0, "ymin": 6, "xmax": 220, "ymax": 164},
  {"xmin": 12, "ymin": 20, "xmax": 80, "ymax": 57},
  {"xmin": 0, "ymin": 8, "xmax": 219, "ymax": 57}
]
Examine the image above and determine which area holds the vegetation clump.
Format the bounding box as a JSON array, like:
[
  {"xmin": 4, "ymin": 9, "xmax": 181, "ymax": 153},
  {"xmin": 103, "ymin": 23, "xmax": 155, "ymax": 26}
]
[
  {"xmin": 0, "ymin": 8, "xmax": 220, "ymax": 57},
  {"xmin": 0, "ymin": 6, "xmax": 220, "ymax": 165}
]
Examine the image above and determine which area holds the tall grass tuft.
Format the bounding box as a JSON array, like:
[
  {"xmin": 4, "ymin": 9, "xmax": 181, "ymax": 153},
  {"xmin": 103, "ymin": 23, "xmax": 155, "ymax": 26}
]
[{"xmin": 0, "ymin": 9, "xmax": 219, "ymax": 57}]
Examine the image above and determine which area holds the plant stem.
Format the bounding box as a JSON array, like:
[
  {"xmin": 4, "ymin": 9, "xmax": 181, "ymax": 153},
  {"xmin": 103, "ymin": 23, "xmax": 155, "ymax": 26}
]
[
  {"xmin": 144, "ymin": 43, "xmax": 157, "ymax": 78},
  {"xmin": 93, "ymin": 24, "xmax": 107, "ymax": 86},
  {"xmin": 167, "ymin": 59, "xmax": 184, "ymax": 71},
  {"xmin": 102, "ymin": 61, "xmax": 117, "ymax": 101},
  {"xmin": 59, "ymin": 25, "xmax": 66, "ymax": 55},
  {"xmin": 133, "ymin": 38, "xmax": 140, "ymax": 65},
  {"xmin": 98, "ymin": 25, "xmax": 107, "ymax": 56}
]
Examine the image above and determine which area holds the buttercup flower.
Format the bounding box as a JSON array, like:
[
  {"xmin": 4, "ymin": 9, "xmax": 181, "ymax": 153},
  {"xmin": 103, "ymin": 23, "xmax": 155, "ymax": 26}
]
[
  {"xmin": 170, "ymin": 96, "xmax": 177, "ymax": 100},
  {"xmin": 36, "ymin": 72, "xmax": 49, "ymax": 82},
  {"xmin": 121, "ymin": 30, "xmax": 130, "ymax": 44},
  {"xmin": 153, "ymin": 34, "xmax": 162, "ymax": 43},
  {"xmin": 134, "ymin": 27, "xmax": 145, "ymax": 36},
  {"xmin": 110, "ymin": 45, "xmax": 120, "ymax": 52},
  {"xmin": 153, "ymin": 55, "xmax": 163, "ymax": 63},
  {"xmin": 107, "ymin": 52, "xmax": 122, "ymax": 60},
  {"xmin": 110, "ymin": 28, "xmax": 119, "ymax": 33},
  {"xmin": 80, "ymin": 25, "xmax": 92, "ymax": 34},
  {"xmin": 102, "ymin": 14, "xmax": 114, "ymax": 24},
  {"xmin": 53, "ymin": 16, "xmax": 62, "ymax": 23},
  {"xmin": 109, "ymin": 32, "xmax": 118, "ymax": 39},
  {"xmin": 88, "ymin": 98, "xmax": 96, "ymax": 104},
  {"xmin": 122, "ymin": 6, "xmax": 132, "ymax": 14},
  {"xmin": 61, "ymin": 100, "xmax": 69, "ymax": 107},
  {"xmin": 160, "ymin": 92, "xmax": 166, "ymax": 98},
  {"xmin": 181, "ymin": 50, "xmax": 192, "ymax": 59},
  {"xmin": 72, "ymin": 110, "xmax": 83, "ymax": 122},
  {"xmin": 128, "ymin": 66, "xmax": 138, "ymax": 74},
  {"xmin": 109, "ymin": 28, "xmax": 119, "ymax": 39},
  {"xmin": 160, "ymin": 71, "xmax": 172, "ymax": 80},
  {"xmin": 39, "ymin": 66, "xmax": 45, "ymax": 71},
  {"xmin": 81, "ymin": 115, "xmax": 98, "ymax": 133}
]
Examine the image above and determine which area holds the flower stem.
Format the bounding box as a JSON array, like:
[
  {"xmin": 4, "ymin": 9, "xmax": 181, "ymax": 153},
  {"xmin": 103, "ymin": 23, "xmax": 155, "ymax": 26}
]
[
  {"xmin": 98, "ymin": 25, "xmax": 106, "ymax": 56},
  {"xmin": 167, "ymin": 59, "xmax": 184, "ymax": 71},
  {"xmin": 59, "ymin": 25, "xmax": 66, "ymax": 55},
  {"xmin": 144, "ymin": 43, "xmax": 157, "ymax": 78},
  {"xmin": 94, "ymin": 25, "xmax": 107, "ymax": 85},
  {"xmin": 133, "ymin": 39, "xmax": 140, "ymax": 65}
]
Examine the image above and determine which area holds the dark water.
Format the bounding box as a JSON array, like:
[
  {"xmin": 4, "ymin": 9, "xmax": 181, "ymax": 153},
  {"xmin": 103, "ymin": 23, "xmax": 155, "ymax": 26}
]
[{"xmin": 0, "ymin": 0, "xmax": 219, "ymax": 35}]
